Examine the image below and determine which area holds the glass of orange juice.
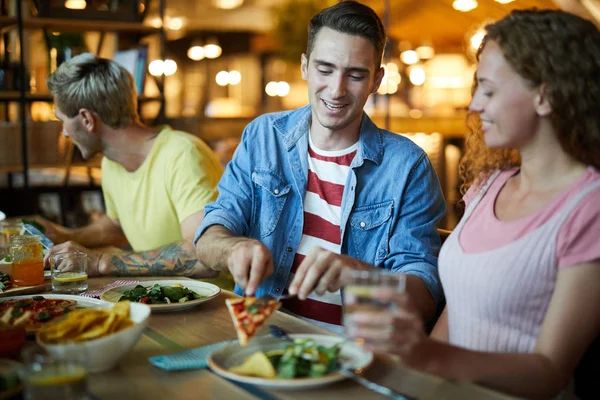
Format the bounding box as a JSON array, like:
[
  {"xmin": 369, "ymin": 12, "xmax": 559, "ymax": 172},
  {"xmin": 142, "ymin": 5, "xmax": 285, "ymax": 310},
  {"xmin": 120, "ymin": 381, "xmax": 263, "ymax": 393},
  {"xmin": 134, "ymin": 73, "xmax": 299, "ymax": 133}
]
[
  {"xmin": 50, "ymin": 252, "xmax": 88, "ymax": 294},
  {"xmin": 9, "ymin": 235, "xmax": 44, "ymax": 287}
]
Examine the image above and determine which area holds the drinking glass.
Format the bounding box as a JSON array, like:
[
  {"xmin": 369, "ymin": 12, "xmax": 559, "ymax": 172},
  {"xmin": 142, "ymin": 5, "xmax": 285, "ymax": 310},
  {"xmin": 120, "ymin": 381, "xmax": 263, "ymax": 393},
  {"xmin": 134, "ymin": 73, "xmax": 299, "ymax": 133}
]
[
  {"xmin": 20, "ymin": 344, "xmax": 89, "ymax": 400},
  {"xmin": 343, "ymin": 269, "xmax": 406, "ymax": 335},
  {"xmin": 50, "ymin": 252, "xmax": 88, "ymax": 294},
  {"xmin": 0, "ymin": 221, "xmax": 22, "ymax": 259}
]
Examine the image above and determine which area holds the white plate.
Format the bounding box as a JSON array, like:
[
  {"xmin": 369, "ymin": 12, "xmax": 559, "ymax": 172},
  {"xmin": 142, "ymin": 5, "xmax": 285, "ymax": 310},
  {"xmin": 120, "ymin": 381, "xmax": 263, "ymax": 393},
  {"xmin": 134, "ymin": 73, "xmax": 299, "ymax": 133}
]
[
  {"xmin": 100, "ymin": 280, "xmax": 220, "ymax": 312},
  {"xmin": 208, "ymin": 334, "xmax": 374, "ymax": 390},
  {"xmin": 0, "ymin": 294, "xmax": 112, "ymax": 309},
  {"xmin": 0, "ymin": 211, "xmax": 5, "ymax": 221}
]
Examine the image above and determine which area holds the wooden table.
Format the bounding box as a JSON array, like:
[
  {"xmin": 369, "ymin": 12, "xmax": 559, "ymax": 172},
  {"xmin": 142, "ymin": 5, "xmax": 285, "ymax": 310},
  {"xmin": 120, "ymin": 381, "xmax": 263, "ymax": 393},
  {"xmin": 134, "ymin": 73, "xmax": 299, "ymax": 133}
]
[{"xmin": 54, "ymin": 277, "xmax": 517, "ymax": 400}]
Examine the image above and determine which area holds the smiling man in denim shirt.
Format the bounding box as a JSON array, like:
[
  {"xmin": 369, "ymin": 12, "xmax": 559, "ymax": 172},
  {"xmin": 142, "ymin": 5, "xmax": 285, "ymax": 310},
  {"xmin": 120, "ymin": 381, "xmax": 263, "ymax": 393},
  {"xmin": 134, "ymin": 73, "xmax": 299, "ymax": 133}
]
[{"xmin": 195, "ymin": 1, "xmax": 445, "ymax": 331}]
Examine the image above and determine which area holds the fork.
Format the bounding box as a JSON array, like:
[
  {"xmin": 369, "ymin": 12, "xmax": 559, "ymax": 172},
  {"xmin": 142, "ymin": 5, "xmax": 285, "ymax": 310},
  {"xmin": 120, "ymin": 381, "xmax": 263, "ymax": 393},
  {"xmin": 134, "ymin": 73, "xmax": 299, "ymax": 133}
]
[{"xmin": 269, "ymin": 324, "xmax": 415, "ymax": 400}]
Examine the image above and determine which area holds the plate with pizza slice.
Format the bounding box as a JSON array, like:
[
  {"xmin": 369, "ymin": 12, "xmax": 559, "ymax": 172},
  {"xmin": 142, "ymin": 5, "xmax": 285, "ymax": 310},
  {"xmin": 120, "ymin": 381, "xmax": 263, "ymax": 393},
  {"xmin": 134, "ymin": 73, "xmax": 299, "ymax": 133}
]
[{"xmin": 0, "ymin": 294, "xmax": 111, "ymax": 333}]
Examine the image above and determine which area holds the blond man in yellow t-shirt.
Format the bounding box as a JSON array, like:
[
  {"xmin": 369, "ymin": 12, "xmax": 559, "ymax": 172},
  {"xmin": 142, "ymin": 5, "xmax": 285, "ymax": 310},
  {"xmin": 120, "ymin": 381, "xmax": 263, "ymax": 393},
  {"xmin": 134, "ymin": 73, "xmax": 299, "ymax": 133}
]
[{"xmin": 39, "ymin": 53, "xmax": 224, "ymax": 281}]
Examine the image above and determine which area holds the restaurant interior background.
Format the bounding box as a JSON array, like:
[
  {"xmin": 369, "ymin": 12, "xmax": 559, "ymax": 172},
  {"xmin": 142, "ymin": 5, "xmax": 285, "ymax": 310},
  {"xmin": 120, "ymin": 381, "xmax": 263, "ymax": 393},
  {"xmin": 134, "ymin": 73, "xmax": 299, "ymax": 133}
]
[{"xmin": 0, "ymin": 0, "xmax": 597, "ymax": 230}]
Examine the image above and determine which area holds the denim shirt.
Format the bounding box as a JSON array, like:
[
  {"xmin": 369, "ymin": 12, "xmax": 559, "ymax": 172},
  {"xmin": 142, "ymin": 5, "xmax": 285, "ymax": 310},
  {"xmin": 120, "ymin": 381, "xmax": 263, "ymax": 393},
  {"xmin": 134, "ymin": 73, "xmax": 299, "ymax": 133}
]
[{"xmin": 195, "ymin": 105, "xmax": 446, "ymax": 306}]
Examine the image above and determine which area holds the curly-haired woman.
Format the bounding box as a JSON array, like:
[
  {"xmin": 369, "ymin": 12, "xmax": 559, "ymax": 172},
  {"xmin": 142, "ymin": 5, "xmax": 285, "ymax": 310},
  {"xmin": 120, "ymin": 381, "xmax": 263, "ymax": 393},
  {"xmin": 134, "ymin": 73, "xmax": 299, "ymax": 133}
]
[{"xmin": 346, "ymin": 9, "xmax": 600, "ymax": 399}]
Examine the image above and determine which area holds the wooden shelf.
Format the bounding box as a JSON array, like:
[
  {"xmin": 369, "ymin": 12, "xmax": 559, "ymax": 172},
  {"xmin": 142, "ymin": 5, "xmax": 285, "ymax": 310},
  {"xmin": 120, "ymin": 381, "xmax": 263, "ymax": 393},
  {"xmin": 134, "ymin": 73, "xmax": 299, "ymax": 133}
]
[
  {"xmin": 0, "ymin": 16, "xmax": 160, "ymax": 34},
  {"xmin": 0, "ymin": 92, "xmax": 163, "ymax": 102}
]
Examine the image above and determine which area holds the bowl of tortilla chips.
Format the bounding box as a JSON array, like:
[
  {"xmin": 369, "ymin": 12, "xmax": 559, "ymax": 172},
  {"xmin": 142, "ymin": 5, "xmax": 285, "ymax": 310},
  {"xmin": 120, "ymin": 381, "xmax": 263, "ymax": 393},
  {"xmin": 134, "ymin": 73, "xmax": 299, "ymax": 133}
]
[{"xmin": 35, "ymin": 301, "xmax": 151, "ymax": 373}]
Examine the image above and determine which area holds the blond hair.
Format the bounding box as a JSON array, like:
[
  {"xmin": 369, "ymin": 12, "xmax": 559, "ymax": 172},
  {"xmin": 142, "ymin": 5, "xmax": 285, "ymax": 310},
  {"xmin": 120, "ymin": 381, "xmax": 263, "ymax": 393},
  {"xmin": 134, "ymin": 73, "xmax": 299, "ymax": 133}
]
[{"xmin": 47, "ymin": 53, "xmax": 138, "ymax": 129}]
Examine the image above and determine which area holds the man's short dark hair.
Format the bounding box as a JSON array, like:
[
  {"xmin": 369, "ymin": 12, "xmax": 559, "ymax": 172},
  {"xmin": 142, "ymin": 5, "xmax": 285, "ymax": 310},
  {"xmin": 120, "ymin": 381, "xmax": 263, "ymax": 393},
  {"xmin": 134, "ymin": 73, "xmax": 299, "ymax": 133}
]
[{"xmin": 306, "ymin": 0, "xmax": 386, "ymax": 66}]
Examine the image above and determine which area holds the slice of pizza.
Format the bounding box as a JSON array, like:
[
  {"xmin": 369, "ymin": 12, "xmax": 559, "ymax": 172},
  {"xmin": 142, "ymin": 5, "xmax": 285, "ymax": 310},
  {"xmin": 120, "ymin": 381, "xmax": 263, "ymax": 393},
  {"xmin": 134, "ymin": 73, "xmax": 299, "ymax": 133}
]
[{"xmin": 226, "ymin": 297, "xmax": 281, "ymax": 346}]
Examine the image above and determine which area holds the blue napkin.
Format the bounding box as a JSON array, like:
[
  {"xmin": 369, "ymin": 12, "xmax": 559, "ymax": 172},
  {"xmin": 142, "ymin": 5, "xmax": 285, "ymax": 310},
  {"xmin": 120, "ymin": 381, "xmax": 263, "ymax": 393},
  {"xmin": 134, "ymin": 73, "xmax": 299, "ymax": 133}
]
[{"xmin": 149, "ymin": 340, "xmax": 232, "ymax": 371}]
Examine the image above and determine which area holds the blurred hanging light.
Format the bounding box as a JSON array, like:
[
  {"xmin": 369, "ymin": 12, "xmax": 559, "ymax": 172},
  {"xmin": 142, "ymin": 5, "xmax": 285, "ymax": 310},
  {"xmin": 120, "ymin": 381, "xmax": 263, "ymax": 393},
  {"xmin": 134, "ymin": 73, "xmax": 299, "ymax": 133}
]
[
  {"xmin": 187, "ymin": 46, "xmax": 205, "ymax": 61},
  {"xmin": 167, "ymin": 17, "xmax": 183, "ymax": 31},
  {"xmin": 149, "ymin": 59, "xmax": 177, "ymax": 76},
  {"xmin": 415, "ymin": 45, "xmax": 435, "ymax": 60},
  {"xmin": 452, "ymin": 0, "xmax": 478, "ymax": 12},
  {"xmin": 228, "ymin": 70, "xmax": 242, "ymax": 85},
  {"xmin": 265, "ymin": 81, "xmax": 289, "ymax": 97},
  {"xmin": 400, "ymin": 50, "xmax": 419, "ymax": 65},
  {"xmin": 163, "ymin": 59, "xmax": 177, "ymax": 76},
  {"xmin": 494, "ymin": 0, "xmax": 514, "ymax": 3},
  {"xmin": 148, "ymin": 17, "xmax": 163, "ymax": 28},
  {"xmin": 65, "ymin": 0, "xmax": 86, "ymax": 9},
  {"xmin": 204, "ymin": 38, "xmax": 222, "ymax": 59},
  {"xmin": 275, "ymin": 81, "xmax": 290, "ymax": 97},
  {"xmin": 216, "ymin": 71, "xmax": 230, "ymax": 86},
  {"xmin": 409, "ymin": 66, "xmax": 426, "ymax": 86},
  {"xmin": 213, "ymin": 0, "xmax": 244, "ymax": 9},
  {"xmin": 265, "ymin": 81, "xmax": 278, "ymax": 97},
  {"xmin": 148, "ymin": 60, "xmax": 164, "ymax": 76}
]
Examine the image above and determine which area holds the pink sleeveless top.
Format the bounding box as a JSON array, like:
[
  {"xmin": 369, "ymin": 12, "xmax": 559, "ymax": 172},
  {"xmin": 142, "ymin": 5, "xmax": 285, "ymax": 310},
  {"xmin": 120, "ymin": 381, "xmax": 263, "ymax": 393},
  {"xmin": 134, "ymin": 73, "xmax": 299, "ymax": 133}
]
[{"xmin": 439, "ymin": 171, "xmax": 600, "ymax": 353}]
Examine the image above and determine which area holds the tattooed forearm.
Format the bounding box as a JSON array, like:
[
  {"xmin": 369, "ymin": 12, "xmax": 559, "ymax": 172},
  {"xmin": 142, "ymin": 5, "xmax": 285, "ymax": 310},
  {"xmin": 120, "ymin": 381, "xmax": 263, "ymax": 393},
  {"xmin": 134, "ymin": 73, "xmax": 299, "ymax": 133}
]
[{"xmin": 109, "ymin": 241, "xmax": 217, "ymax": 278}]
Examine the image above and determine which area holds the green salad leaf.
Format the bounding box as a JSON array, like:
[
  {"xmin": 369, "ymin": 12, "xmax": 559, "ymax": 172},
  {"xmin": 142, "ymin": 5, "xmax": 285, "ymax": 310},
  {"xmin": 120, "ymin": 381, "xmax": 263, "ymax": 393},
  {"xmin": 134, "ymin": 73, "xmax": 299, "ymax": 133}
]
[
  {"xmin": 119, "ymin": 283, "xmax": 205, "ymax": 304},
  {"xmin": 267, "ymin": 338, "xmax": 341, "ymax": 379}
]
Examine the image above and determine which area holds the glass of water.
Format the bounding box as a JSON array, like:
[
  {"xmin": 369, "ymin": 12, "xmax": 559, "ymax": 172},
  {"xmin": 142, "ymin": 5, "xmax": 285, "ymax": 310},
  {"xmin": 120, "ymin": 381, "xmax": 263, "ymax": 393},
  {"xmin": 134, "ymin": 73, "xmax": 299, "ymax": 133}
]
[
  {"xmin": 50, "ymin": 252, "xmax": 88, "ymax": 294},
  {"xmin": 20, "ymin": 344, "xmax": 89, "ymax": 400},
  {"xmin": 343, "ymin": 269, "xmax": 406, "ymax": 335}
]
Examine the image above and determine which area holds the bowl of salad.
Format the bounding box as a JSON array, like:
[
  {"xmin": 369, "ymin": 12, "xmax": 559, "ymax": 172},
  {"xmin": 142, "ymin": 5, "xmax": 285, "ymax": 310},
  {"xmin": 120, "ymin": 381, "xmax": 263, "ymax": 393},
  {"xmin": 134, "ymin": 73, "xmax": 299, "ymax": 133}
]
[{"xmin": 100, "ymin": 280, "xmax": 220, "ymax": 312}]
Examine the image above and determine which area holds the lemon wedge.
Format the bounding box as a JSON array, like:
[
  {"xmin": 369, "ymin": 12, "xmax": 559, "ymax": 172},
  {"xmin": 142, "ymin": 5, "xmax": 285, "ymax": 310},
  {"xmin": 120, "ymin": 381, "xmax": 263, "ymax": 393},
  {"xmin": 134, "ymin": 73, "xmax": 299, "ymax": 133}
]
[
  {"xmin": 229, "ymin": 351, "xmax": 276, "ymax": 378},
  {"xmin": 28, "ymin": 367, "xmax": 87, "ymax": 386},
  {"xmin": 53, "ymin": 272, "xmax": 87, "ymax": 283}
]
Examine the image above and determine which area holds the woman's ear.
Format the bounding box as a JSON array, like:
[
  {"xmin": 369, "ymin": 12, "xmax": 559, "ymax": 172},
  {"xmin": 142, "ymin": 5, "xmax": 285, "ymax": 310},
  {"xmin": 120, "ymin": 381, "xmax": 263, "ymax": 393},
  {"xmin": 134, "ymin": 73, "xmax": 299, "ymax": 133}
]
[{"xmin": 534, "ymin": 84, "xmax": 552, "ymax": 116}]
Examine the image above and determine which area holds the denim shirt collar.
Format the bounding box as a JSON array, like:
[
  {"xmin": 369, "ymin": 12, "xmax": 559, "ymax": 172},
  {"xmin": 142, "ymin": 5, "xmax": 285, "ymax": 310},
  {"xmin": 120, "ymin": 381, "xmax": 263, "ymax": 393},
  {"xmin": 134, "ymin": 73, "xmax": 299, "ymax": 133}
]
[{"xmin": 273, "ymin": 105, "xmax": 384, "ymax": 167}]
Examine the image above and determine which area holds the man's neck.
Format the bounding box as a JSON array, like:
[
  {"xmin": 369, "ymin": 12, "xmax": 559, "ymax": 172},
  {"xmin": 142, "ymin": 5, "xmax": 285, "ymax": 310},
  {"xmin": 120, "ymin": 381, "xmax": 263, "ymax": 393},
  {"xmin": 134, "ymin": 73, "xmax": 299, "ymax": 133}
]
[
  {"xmin": 309, "ymin": 117, "xmax": 361, "ymax": 151},
  {"xmin": 101, "ymin": 122, "xmax": 161, "ymax": 172}
]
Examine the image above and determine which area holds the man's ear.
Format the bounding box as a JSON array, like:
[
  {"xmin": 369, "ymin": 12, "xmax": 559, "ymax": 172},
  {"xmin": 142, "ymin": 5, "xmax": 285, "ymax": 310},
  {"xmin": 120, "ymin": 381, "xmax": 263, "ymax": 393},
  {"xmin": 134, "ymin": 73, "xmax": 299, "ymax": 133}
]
[
  {"xmin": 372, "ymin": 66, "xmax": 385, "ymax": 94},
  {"xmin": 534, "ymin": 84, "xmax": 552, "ymax": 116},
  {"xmin": 301, "ymin": 53, "xmax": 308, "ymax": 81},
  {"xmin": 78, "ymin": 109, "xmax": 97, "ymax": 133}
]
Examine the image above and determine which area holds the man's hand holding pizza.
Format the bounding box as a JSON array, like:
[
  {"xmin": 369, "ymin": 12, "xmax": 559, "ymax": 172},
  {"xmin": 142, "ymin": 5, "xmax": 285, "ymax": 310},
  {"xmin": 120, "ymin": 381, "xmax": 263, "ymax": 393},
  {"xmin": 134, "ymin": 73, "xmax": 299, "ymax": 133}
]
[{"xmin": 227, "ymin": 238, "xmax": 274, "ymax": 296}]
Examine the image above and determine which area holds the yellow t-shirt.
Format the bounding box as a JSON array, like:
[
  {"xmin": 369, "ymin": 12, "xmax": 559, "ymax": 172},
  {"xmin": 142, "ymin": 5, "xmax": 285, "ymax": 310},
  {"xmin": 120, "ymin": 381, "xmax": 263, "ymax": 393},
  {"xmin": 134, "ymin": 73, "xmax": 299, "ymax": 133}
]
[{"xmin": 101, "ymin": 126, "xmax": 223, "ymax": 252}]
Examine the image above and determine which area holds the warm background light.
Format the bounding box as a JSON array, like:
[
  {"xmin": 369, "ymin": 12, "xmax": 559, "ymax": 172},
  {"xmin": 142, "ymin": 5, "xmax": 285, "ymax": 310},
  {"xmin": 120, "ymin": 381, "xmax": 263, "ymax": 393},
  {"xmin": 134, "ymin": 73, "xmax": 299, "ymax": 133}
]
[
  {"xmin": 213, "ymin": 0, "xmax": 244, "ymax": 9},
  {"xmin": 163, "ymin": 59, "xmax": 177, "ymax": 76},
  {"xmin": 187, "ymin": 46, "xmax": 205, "ymax": 61},
  {"xmin": 470, "ymin": 30, "xmax": 486, "ymax": 51},
  {"xmin": 400, "ymin": 50, "xmax": 419, "ymax": 65},
  {"xmin": 204, "ymin": 44, "xmax": 222, "ymax": 59},
  {"xmin": 453, "ymin": 0, "xmax": 478, "ymax": 12},
  {"xmin": 415, "ymin": 45, "xmax": 435, "ymax": 60},
  {"xmin": 409, "ymin": 66, "xmax": 426, "ymax": 86},
  {"xmin": 64, "ymin": 0, "xmax": 86, "ymax": 9}
]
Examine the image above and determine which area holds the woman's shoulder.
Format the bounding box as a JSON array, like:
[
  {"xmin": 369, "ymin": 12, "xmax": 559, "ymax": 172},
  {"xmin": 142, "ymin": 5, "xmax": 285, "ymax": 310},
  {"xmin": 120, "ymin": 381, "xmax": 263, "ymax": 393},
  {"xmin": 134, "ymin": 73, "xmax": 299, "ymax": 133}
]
[{"xmin": 463, "ymin": 168, "xmax": 518, "ymax": 206}]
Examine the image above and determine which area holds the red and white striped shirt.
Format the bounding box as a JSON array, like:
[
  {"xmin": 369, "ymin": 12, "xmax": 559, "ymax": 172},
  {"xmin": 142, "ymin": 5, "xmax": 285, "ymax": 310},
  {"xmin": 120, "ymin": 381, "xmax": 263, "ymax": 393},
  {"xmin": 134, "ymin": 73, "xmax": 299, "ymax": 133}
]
[{"xmin": 283, "ymin": 135, "xmax": 357, "ymax": 329}]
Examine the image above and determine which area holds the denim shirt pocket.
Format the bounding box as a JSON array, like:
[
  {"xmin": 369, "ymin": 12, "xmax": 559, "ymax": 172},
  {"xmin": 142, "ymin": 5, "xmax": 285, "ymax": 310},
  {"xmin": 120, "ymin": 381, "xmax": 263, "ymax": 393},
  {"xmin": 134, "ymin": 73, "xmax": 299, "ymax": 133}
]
[
  {"xmin": 251, "ymin": 170, "xmax": 291, "ymax": 238},
  {"xmin": 349, "ymin": 200, "xmax": 393, "ymax": 265}
]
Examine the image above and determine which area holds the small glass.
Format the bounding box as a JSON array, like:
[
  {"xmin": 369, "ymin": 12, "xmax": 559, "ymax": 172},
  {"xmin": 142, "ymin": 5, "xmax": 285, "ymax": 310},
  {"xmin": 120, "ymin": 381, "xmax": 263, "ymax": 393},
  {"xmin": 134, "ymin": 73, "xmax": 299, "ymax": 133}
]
[
  {"xmin": 20, "ymin": 344, "xmax": 89, "ymax": 400},
  {"xmin": 10, "ymin": 235, "xmax": 44, "ymax": 287},
  {"xmin": 343, "ymin": 269, "xmax": 406, "ymax": 335},
  {"xmin": 50, "ymin": 252, "xmax": 88, "ymax": 294},
  {"xmin": 0, "ymin": 221, "xmax": 23, "ymax": 259}
]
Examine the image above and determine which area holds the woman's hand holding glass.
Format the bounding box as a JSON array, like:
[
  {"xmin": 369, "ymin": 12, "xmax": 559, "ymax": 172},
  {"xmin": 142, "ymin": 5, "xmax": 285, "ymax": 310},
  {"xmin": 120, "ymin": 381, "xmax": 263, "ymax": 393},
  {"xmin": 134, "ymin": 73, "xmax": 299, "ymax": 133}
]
[{"xmin": 344, "ymin": 289, "xmax": 431, "ymax": 369}]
